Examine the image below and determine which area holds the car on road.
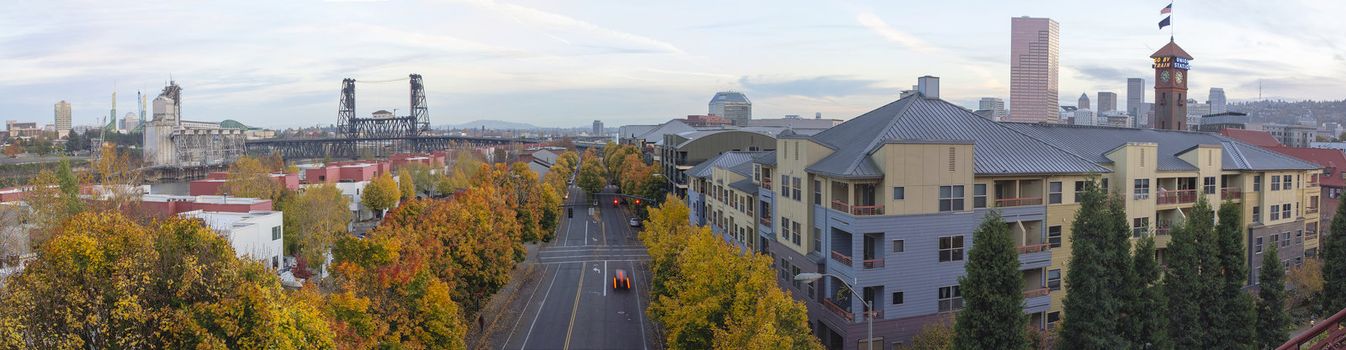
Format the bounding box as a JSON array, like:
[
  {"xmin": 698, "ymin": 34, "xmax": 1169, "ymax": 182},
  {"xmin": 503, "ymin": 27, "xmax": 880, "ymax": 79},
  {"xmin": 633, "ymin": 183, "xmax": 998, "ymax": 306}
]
[
  {"xmin": 628, "ymin": 217, "xmax": 641, "ymax": 227},
  {"xmin": 613, "ymin": 269, "xmax": 631, "ymax": 290}
]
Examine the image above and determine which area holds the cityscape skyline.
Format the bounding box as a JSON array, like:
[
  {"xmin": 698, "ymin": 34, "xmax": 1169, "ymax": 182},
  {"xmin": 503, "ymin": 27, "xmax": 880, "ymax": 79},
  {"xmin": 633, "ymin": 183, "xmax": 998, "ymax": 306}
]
[{"xmin": 1, "ymin": 1, "xmax": 1343, "ymax": 128}]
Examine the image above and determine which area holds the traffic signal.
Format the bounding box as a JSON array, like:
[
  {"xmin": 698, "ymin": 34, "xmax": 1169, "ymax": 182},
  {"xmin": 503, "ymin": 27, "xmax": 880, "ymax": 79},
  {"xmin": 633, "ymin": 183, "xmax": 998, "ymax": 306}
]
[
  {"xmin": 613, "ymin": 199, "xmax": 619, "ymax": 205},
  {"xmin": 635, "ymin": 199, "xmax": 641, "ymax": 205}
]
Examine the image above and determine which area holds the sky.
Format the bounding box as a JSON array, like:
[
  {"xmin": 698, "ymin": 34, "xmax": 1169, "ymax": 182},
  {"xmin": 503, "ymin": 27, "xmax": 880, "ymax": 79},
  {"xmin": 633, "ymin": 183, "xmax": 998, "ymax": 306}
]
[{"xmin": 2, "ymin": 0, "xmax": 1344, "ymax": 129}]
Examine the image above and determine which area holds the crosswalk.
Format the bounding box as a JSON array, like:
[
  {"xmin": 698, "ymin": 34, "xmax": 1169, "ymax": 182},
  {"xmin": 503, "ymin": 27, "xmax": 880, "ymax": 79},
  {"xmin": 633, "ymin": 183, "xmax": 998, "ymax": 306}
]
[{"xmin": 537, "ymin": 245, "xmax": 649, "ymax": 265}]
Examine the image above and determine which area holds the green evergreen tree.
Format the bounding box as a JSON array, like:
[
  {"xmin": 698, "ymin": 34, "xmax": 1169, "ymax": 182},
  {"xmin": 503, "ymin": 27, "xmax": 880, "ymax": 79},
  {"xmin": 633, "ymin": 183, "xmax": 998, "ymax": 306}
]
[
  {"xmin": 56, "ymin": 159, "xmax": 83, "ymax": 214},
  {"xmin": 954, "ymin": 211, "xmax": 1027, "ymax": 350},
  {"xmin": 1122, "ymin": 236, "xmax": 1169, "ymax": 349},
  {"xmin": 1212, "ymin": 202, "xmax": 1256, "ymax": 349},
  {"xmin": 1060, "ymin": 180, "xmax": 1124, "ymax": 348},
  {"xmin": 1165, "ymin": 198, "xmax": 1214, "ymax": 349},
  {"xmin": 1325, "ymin": 194, "xmax": 1346, "ymax": 314},
  {"xmin": 1256, "ymin": 244, "xmax": 1289, "ymax": 349}
]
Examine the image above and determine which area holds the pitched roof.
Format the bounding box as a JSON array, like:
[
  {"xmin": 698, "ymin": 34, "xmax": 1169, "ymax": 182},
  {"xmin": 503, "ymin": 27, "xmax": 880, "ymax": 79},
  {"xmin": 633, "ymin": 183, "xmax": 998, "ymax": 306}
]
[
  {"xmin": 1264, "ymin": 146, "xmax": 1345, "ymax": 187},
  {"xmin": 686, "ymin": 151, "xmax": 766, "ymax": 179},
  {"xmin": 803, "ymin": 94, "xmax": 1110, "ymax": 178},
  {"xmin": 728, "ymin": 179, "xmax": 758, "ymax": 193},
  {"xmin": 1001, "ymin": 123, "xmax": 1319, "ymax": 171},
  {"xmin": 1150, "ymin": 39, "xmax": 1194, "ymax": 59},
  {"xmin": 752, "ymin": 150, "xmax": 777, "ymax": 166},
  {"xmin": 1219, "ymin": 128, "xmax": 1282, "ymax": 147}
]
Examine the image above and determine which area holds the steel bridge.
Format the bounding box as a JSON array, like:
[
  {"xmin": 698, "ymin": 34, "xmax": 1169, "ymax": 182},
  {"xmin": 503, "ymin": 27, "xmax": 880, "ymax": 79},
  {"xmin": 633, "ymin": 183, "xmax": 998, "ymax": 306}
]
[
  {"xmin": 245, "ymin": 135, "xmax": 537, "ymax": 159},
  {"xmin": 243, "ymin": 74, "xmax": 544, "ymax": 159}
]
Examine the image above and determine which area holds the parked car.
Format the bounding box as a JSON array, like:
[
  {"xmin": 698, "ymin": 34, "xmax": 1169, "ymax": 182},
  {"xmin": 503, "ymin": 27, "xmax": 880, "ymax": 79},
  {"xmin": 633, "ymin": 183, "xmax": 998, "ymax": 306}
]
[
  {"xmin": 613, "ymin": 269, "xmax": 631, "ymax": 290},
  {"xmin": 628, "ymin": 217, "xmax": 641, "ymax": 227}
]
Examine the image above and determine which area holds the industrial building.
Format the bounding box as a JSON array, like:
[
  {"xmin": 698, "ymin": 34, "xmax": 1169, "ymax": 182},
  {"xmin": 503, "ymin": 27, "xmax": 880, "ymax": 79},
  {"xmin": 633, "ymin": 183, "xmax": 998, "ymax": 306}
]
[{"xmin": 142, "ymin": 81, "xmax": 247, "ymax": 168}]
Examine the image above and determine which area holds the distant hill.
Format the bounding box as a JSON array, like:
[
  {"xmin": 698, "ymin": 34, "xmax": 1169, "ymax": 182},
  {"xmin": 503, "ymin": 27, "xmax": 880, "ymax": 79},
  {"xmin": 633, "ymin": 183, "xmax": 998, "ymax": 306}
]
[{"xmin": 446, "ymin": 120, "xmax": 540, "ymax": 130}]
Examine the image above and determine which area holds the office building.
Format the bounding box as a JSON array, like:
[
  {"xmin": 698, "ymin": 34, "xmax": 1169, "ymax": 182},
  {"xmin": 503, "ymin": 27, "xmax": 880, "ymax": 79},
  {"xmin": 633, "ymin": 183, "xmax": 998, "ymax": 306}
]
[
  {"xmin": 593, "ymin": 120, "xmax": 604, "ymax": 135},
  {"xmin": 687, "ymin": 82, "xmax": 1320, "ymax": 347},
  {"xmin": 1152, "ymin": 39, "xmax": 1193, "ymax": 130},
  {"xmin": 1127, "ymin": 78, "xmax": 1145, "ymax": 118},
  {"xmin": 709, "ymin": 91, "xmax": 753, "ymax": 125},
  {"xmin": 1210, "ymin": 88, "xmax": 1227, "ymax": 114},
  {"xmin": 1077, "ymin": 93, "xmax": 1090, "ymax": 110},
  {"xmin": 54, "ymin": 100, "xmax": 71, "ymax": 138},
  {"xmin": 1097, "ymin": 92, "xmax": 1117, "ymax": 113},
  {"xmin": 1008, "ymin": 17, "xmax": 1060, "ymax": 123},
  {"xmin": 978, "ymin": 97, "xmax": 1008, "ymax": 121}
]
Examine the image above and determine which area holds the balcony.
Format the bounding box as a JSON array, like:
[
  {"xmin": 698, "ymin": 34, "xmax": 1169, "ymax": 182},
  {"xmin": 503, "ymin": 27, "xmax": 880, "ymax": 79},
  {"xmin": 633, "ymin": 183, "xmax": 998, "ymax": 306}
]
[
  {"xmin": 1220, "ymin": 188, "xmax": 1242, "ymax": 200},
  {"xmin": 830, "ymin": 200, "xmax": 885, "ymax": 216},
  {"xmin": 1022, "ymin": 288, "xmax": 1050, "ymax": 299},
  {"xmin": 1156, "ymin": 189, "xmax": 1198, "ymax": 205},
  {"xmin": 862, "ymin": 258, "xmax": 885, "ymax": 269},
  {"xmin": 830, "ymin": 250, "xmax": 853, "ymax": 266},
  {"xmin": 759, "ymin": 216, "xmax": 773, "ymax": 227},
  {"xmin": 1308, "ymin": 206, "xmax": 1320, "ymax": 215},
  {"xmin": 1155, "ymin": 226, "xmax": 1172, "ymax": 236},
  {"xmin": 1023, "ymin": 288, "xmax": 1052, "ymax": 312},
  {"xmin": 761, "ymin": 178, "xmax": 773, "ymax": 190},
  {"xmin": 1017, "ymin": 243, "xmax": 1051, "ymax": 254},
  {"xmin": 822, "ymin": 298, "xmax": 854, "ymax": 322},
  {"xmin": 996, "ymin": 196, "xmax": 1043, "ymax": 208}
]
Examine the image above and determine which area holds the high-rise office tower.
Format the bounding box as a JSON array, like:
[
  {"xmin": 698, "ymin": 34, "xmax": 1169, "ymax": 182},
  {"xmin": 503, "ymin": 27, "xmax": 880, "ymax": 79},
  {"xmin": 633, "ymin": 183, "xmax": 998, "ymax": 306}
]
[
  {"xmin": 592, "ymin": 120, "xmax": 604, "ymax": 135},
  {"xmin": 54, "ymin": 100, "xmax": 72, "ymax": 138},
  {"xmin": 1009, "ymin": 17, "xmax": 1059, "ymax": 123},
  {"xmin": 1127, "ymin": 78, "xmax": 1145, "ymax": 117},
  {"xmin": 1077, "ymin": 93, "xmax": 1090, "ymax": 110},
  {"xmin": 1097, "ymin": 92, "xmax": 1117, "ymax": 113},
  {"xmin": 1209, "ymin": 88, "xmax": 1227, "ymax": 114},
  {"xmin": 709, "ymin": 91, "xmax": 752, "ymax": 125},
  {"xmin": 978, "ymin": 97, "xmax": 1008, "ymax": 120},
  {"xmin": 1152, "ymin": 39, "xmax": 1193, "ymax": 130}
]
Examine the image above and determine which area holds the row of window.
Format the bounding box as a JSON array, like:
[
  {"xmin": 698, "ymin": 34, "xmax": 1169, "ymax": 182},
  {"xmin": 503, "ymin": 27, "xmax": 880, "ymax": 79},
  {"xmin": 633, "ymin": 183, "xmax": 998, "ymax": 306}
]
[
  {"xmin": 780, "ymin": 175, "xmax": 802, "ymax": 201},
  {"xmin": 781, "ymin": 217, "xmax": 802, "ymax": 246},
  {"xmin": 1268, "ymin": 203, "xmax": 1294, "ymax": 221},
  {"xmin": 1253, "ymin": 230, "xmax": 1303, "ymax": 254}
]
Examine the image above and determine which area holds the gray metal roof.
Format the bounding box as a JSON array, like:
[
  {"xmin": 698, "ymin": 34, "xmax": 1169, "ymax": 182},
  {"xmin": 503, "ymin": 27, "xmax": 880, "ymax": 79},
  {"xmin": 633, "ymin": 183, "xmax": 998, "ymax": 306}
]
[
  {"xmin": 729, "ymin": 179, "xmax": 758, "ymax": 193},
  {"xmin": 639, "ymin": 120, "xmax": 698, "ymax": 145},
  {"xmin": 752, "ymin": 150, "xmax": 777, "ymax": 166},
  {"xmin": 710, "ymin": 91, "xmax": 751, "ymax": 104},
  {"xmin": 1000, "ymin": 123, "xmax": 1321, "ymax": 171},
  {"xmin": 685, "ymin": 151, "xmax": 767, "ymax": 179},
  {"xmin": 804, "ymin": 94, "xmax": 1110, "ymax": 178}
]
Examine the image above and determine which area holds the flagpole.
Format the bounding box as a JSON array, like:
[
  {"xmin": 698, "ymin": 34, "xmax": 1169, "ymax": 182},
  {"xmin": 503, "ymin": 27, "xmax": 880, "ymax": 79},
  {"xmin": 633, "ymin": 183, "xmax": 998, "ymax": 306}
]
[{"xmin": 1171, "ymin": 0, "xmax": 1175, "ymax": 41}]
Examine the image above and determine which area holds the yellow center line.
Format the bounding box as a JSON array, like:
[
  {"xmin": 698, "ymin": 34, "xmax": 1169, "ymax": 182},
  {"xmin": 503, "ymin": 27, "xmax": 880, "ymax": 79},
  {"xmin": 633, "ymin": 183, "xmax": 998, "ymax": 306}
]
[{"xmin": 563, "ymin": 262, "xmax": 586, "ymax": 350}]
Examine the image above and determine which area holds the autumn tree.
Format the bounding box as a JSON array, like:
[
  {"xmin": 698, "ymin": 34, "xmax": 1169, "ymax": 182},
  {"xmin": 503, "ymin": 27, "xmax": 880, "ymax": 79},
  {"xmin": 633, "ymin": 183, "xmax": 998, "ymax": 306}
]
[
  {"xmin": 327, "ymin": 228, "xmax": 466, "ymax": 348},
  {"xmin": 954, "ymin": 211, "xmax": 1027, "ymax": 349},
  {"xmin": 0, "ymin": 212, "xmax": 334, "ymax": 348},
  {"xmin": 222, "ymin": 156, "xmax": 285, "ymax": 201},
  {"xmin": 87, "ymin": 143, "xmax": 144, "ymax": 215},
  {"xmin": 283, "ymin": 184, "xmax": 352, "ymax": 276},
  {"xmin": 397, "ymin": 169, "xmax": 415, "ymax": 201},
  {"xmin": 1257, "ymin": 244, "xmax": 1290, "ymax": 349},
  {"xmin": 577, "ymin": 148, "xmax": 606, "ymax": 196},
  {"xmin": 1287, "ymin": 258, "xmax": 1324, "ymax": 310},
  {"xmin": 907, "ymin": 318, "xmax": 955, "ymax": 350},
  {"xmin": 362, "ymin": 172, "xmax": 399, "ymax": 217}
]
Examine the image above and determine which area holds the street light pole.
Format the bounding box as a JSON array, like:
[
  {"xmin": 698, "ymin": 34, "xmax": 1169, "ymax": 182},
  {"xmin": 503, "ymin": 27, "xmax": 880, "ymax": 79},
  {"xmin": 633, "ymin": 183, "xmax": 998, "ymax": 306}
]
[{"xmin": 796, "ymin": 272, "xmax": 873, "ymax": 350}]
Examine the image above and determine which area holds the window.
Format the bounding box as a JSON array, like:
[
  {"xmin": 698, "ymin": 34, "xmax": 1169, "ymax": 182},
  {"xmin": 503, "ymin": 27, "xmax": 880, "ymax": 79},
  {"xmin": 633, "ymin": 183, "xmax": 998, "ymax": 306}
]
[
  {"xmin": 1102, "ymin": 178, "xmax": 1110, "ymax": 193},
  {"xmin": 811, "ymin": 228, "xmax": 821, "ymax": 253},
  {"xmin": 1074, "ymin": 181, "xmax": 1087, "ymax": 202},
  {"xmin": 807, "ymin": 280, "xmax": 816, "ymax": 299},
  {"xmin": 1048, "ymin": 226, "xmax": 1062, "ymax": 248},
  {"xmin": 1254, "ymin": 175, "xmax": 1262, "ymax": 192},
  {"xmin": 1253, "ymin": 206, "xmax": 1262, "ymax": 223},
  {"xmin": 893, "ymin": 186, "xmax": 905, "ymax": 200},
  {"xmin": 973, "ymin": 184, "xmax": 987, "ymax": 208},
  {"xmin": 1282, "ymin": 204, "xmax": 1292, "ymax": 220},
  {"xmin": 1287, "ymin": 175, "xmax": 1294, "ymax": 190},
  {"xmin": 1133, "ymin": 179, "xmax": 1151, "ymax": 199},
  {"xmin": 1203, "ymin": 176, "xmax": 1217, "ymax": 194},
  {"xmin": 792, "ymin": 221, "xmax": 802, "ymax": 245},
  {"xmin": 1271, "ymin": 206, "xmax": 1281, "ymax": 221},
  {"xmin": 939, "ymin": 185, "xmax": 965, "ymax": 212},
  {"xmin": 892, "ymin": 292, "xmax": 904, "ymax": 305},
  {"xmin": 1255, "ymin": 237, "xmax": 1264, "ymax": 254},
  {"xmin": 1272, "ymin": 175, "xmax": 1281, "ymax": 191},
  {"xmin": 791, "ymin": 177, "xmax": 801, "ymax": 200},
  {"xmin": 892, "ymin": 239, "xmax": 905, "ymax": 253},
  {"xmin": 813, "ymin": 180, "xmax": 822, "ymax": 205},
  {"xmin": 1049, "ymin": 181, "xmax": 1063, "ymax": 204},
  {"xmin": 780, "ymin": 175, "xmax": 788, "ymax": 194},
  {"xmin": 1047, "ymin": 269, "xmax": 1062, "ymax": 291},
  {"xmin": 791, "ymin": 265, "xmax": 801, "ymax": 289},
  {"xmin": 1282, "ymin": 232, "xmax": 1291, "ymax": 247},
  {"xmin": 1047, "ymin": 312, "xmax": 1061, "ymax": 328},
  {"xmin": 1297, "ymin": 230, "xmax": 1303, "ymax": 243},
  {"xmin": 939, "ymin": 235, "xmax": 965, "ymax": 262},
  {"xmin": 1132, "ymin": 217, "xmax": 1150, "ymax": 237},
  {"xmin": 938, "ymin": 285, "xmax": 963, "ymax": 312},
  {"xmin": 272, "ymin": 226, "xmax": 281, "ymax": 241}
]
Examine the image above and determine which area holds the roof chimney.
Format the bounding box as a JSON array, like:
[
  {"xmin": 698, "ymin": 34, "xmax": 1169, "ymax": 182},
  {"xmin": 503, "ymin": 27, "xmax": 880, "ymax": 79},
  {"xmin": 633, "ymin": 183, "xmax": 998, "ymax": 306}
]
[{"xmin": 917, "ymin": 76, "xmax": 940, "ymax": 99}]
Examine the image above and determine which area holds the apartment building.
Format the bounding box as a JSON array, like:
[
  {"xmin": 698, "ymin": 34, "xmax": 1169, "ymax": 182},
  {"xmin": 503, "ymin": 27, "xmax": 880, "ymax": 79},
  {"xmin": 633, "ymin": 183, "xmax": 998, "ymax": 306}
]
[
  {"xmin": 686, "ymin": 151, "xmax": 770, "ymax": 253},
  {"xmin": 705, "ymin": 90, "xmax": 1320, "ymax": 349}
]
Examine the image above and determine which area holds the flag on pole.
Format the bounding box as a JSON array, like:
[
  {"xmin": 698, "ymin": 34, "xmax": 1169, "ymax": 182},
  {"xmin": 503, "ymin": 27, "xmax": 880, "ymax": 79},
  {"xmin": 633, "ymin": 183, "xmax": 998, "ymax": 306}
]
[
  {"xmin": 1161, "ymin": 4, "xmax": 1172, "ymax": 14},
  {"xmin": 1158, "ymin": 16, "xmax": 1171, "ymax": 29}
]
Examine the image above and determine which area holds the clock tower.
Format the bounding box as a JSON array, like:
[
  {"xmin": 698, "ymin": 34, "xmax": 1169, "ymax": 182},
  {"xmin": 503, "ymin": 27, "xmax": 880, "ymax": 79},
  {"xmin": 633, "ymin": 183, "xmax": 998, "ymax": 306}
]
[{"xmin": 1151, "ymin": 38, "xmax": 1193, "ymax": 130}]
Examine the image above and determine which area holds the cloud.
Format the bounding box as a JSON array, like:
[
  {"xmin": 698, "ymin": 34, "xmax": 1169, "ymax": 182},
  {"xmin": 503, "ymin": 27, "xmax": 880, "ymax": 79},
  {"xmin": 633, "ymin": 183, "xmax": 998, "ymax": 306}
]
[
  {"xmin": 738, "ymin": 76, "xmax": 888, "ymax": 98},
  {"xmin": 855, "ymin": 12, "xmax": 936, "ymax": 53},
  {"xmin": 449, "ymin": 0, "xmax": 684, "ymax": 55},
  {"xmin": 1073, "ymin": 65, "xmax": 1148, "ymax": 83}
]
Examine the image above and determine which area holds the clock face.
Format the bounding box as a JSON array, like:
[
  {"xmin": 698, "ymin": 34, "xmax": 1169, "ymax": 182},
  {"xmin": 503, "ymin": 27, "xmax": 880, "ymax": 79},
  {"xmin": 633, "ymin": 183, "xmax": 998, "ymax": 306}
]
[
  {"xmin": 1160, "ymin": 71, "xmax": 1171, "ymax": 83},
  {"xmin": 1175, "ymin": 71, "xmax": 1184, "ymax": 84}
]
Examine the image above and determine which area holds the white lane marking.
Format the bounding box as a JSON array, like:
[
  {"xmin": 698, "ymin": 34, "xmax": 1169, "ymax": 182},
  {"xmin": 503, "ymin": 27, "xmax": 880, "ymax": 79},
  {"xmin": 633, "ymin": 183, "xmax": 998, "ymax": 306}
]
[
  {"xmin": 630, "ymin": 261, "xmax": 649, "ymax": 350},
  {"xmin": 584, "ymin": 221, "xmax": 589, "ymax": 246},
  {"xmin": 603, "ymin": 260, "xmax": 608, "ymax": 297},
  {"xmin": 520, "ymin": 262, "xmax": 564, "ymax": 349},
  {"xmin": 501, "ymin": 264, "xmax": 551, "ymax": 350},
  {"xmin": 539, "ymin": 259, "xmax": 651, "ymax": 265}
]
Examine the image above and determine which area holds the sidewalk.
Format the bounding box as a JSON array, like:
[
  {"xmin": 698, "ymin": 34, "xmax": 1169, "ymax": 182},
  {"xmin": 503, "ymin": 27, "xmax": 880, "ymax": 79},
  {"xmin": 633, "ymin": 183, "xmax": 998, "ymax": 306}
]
[{"xmin": 466, "ymin": 242, "xmax": 543, "ymax": 350}]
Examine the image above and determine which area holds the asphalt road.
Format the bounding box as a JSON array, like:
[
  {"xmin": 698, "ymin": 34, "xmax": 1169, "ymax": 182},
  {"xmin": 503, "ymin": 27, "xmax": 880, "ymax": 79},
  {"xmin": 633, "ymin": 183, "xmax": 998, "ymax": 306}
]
[{"xmin": 499, "ymin": 185, "xmax": 654, "ymax": 350}]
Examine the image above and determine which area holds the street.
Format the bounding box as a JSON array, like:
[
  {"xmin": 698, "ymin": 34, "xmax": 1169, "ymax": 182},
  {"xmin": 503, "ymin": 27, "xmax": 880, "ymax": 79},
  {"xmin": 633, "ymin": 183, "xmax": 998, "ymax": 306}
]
[{"xmin": 499, "ymin": 185, "xmax": 655, "ymax": 350}]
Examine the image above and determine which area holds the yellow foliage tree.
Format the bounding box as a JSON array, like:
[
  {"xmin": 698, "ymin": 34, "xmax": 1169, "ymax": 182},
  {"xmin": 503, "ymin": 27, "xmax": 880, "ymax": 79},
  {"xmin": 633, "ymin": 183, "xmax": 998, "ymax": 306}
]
[
  {"xmin": 362, "ymin": 172, "xmax": 400, "ymax": 217},
  {"xmin": 398, "ymin": 169, "xmax": 415, "ymax": 201},
  {"xmin": 283, "ymin": 184, "xmax": 352, "ymax": 275},
  {"xmin": 223, "ymin": 156, "xmax": 284, "ymax": 201}
]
